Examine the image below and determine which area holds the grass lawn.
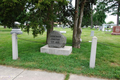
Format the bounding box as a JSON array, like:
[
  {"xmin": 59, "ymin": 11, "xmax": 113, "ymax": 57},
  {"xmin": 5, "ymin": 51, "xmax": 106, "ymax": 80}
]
[{"xmin": 0, "ymin": 26, "xmax": 120, "ymax": 79}]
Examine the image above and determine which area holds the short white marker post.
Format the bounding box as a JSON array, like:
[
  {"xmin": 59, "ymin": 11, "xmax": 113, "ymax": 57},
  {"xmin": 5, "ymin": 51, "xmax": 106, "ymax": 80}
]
[
  {"xmin": 90, "ymin": 36, "xmax": 97, "ymax": 68},
  {"xmin": 11, "ymin": 29, "xmax": 22, "ymax": 60},
  {"xmin": 12, "ymin": 33, "xmax": 18, "ymax": 60}
]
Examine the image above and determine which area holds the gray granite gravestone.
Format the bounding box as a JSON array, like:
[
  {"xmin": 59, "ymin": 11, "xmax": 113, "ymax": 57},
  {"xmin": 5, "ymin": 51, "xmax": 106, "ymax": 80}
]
[
  {"xmin": 90, "ymin": 31, "xmax": 94, "ymax": 37},
  {"xmin": 47, "ymin": 31, "xmax": 66, "ymax": 48},
  {"xmin": 99, "ymin": 26, "xmax": 103, "ymax": 31}
]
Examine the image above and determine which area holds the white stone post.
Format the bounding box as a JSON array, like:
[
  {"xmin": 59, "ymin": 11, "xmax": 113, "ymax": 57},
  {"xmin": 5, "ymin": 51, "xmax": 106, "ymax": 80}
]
[
  {"xmin": 102, "ymin": 24, "xmax": 105, "ymax": 31},
  {"xmin": 90, "ymin": 36, "xmax": 97, "ymax": 68},
  {"xmin": 11, "ymin": 29, "xmax": 22, "ymax": 60},
  {"xmin": 12, "ymin": 33, "xmax": 18, "ymax": 60}
]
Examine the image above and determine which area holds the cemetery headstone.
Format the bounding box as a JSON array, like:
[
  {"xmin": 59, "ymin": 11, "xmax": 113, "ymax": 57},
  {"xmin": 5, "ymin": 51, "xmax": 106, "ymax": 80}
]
[
  {"xmin": 99, "ymin": 26, "xmax": 103, "ymax": 31},
  {"xmin": 47, "ymin": 31, "xmax": 66, "ymax": 48},
  {"xmin": 90, "ymin": 31, "xmax": 94, "ymax": 37},
  {"xmin": 89, "ymin": 31, "xmax": 94, "ymax": 42},
  {"xmin": 83, "ymin": 26, "xmax": 86, "ymax": 28},
  {"xmin": 57, "ymin": 25, "xmax": 60, "ymax": 27},
  {"xmin": 41, "ymin": 31, "xmax": 72, "ymax": 55},
  {"xmin": 111, "ymin": 26, "xmax": 120, "ymax": 35},
  {"xmin": 60, "ymin": 31, "xmax": 66, "ymax": 34}
]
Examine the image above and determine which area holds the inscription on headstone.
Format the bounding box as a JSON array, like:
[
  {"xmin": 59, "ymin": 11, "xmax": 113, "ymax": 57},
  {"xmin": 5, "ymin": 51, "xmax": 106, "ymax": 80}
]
[{"xmin": 48, "ymin": 31, "xmax": 66, "ymax": 48}]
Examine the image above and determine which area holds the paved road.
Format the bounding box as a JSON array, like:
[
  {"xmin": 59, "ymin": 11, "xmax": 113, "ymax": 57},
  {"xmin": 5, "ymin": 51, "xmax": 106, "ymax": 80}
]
[{"xmin": 0, "ymin": 65, "xmax": 107, "ymax": 80}]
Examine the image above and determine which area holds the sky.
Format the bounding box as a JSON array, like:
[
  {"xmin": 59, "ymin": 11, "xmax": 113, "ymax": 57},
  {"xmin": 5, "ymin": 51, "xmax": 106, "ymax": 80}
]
[
  {"xmin": 72, "ymin": 1, "xmax": 117, "ymax": 24},
  {"xmin": 105, "ymin": 14, "xmax": 117, "ymax": 24}
]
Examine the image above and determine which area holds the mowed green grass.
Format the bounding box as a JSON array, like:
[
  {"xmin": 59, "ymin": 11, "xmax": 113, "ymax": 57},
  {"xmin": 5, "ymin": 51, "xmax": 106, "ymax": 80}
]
[{"xmin": 0, "ymin": 26, "xmax": 120, "ymax": 79}]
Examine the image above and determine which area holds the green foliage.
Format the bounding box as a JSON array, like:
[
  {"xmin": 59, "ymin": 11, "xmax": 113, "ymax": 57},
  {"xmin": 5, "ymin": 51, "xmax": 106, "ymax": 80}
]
[
  {"xmin": 19, "ymin": 0, "xmax": 69, "ymax": 37},
  {"xmin": 54, "ymin": 1, "xmax": 74, "ymax": 27},
  {"xmin": 97, "ymin": 0, "xmax": 120, "ymax": 25},
  {"xmin": 82, "ymin": 2, "xmax": 91, "ymax": 27},
  {"xmin": 93, "ymin": 1, "xmax": 107, "ymax": 26},
  {"xmin": 102, "ymin": 0, "xmax": 120, "ymax": 15},
  {"xmin": 0, "ymin": 0, "xmax": 69, "ymax": 37},
  {"xmin": 0, "ymin": 0, "xmax": 98, "ymax": 37},
  {"xmin": 93, "ymin": 11, "xmax": 106, "ymax": 25},
  {"xmin": 77, "ymin": 0, "xmax": 97, "ymax": 27},
  {"xmin": 61, "ymin": 0, "xmax": 97, "ymax": 28},
  {"xmin": 107, "ymin": 21, "xmax": 114, "ymax": 24},
  {"xmin": 0, "ymin": 0, "xmax": 26, "ymax": 28}
]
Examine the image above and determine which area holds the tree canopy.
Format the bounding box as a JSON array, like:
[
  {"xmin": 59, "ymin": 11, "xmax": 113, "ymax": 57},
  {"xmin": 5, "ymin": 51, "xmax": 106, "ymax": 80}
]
[
  {"xmin": 72, "ymin": 0, "xmax": 97, "ymax": 48},
  {"xmin": 97, "ymin": 0, "xmax": 120, "ymax": 25},
  {"xmin": 0, "ymin": 0, "xmax": 69, "ymax": 36},
  {"xmin": 24, "ymin": 0, "xmax": 69, "ymax": 38},
  {"xmin": 93, "ymin": 11, "xmax": 106, "ymax": 25},
  {"xmin": 0, "ymin": 0, "xmax": 100, "ymax": 48},
  {"xmin": 0, "ymin": 0, "xmax": 26, "ymax": 28}
]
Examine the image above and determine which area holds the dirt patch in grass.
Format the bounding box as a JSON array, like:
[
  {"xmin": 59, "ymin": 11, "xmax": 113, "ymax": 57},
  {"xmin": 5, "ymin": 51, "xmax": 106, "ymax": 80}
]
[{"xmin": 110, "ymin": 62, "xmax": 120, "ymax": 67}]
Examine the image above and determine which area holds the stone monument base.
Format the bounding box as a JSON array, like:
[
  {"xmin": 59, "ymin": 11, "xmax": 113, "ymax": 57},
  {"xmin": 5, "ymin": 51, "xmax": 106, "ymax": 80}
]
[
  {"xmin": 40, "ymin": 45, "xmax": 72, "ymax": 56},
  {"xmin": 111, "ymin": 32, "xmax": 120, "ymax": 35}
]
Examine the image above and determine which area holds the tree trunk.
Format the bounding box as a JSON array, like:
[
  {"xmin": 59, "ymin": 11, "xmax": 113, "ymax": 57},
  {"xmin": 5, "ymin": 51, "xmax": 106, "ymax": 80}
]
[
  {"xmin": 72, "ymin": 0, "xmax": 79, "ymax": 48},
  {"xmin": 77, "ymin": 0, "xmax": 86, "ymax": 48},
  {"xmin": 46, "ymin": 21, "xmax": 53, "ymax": 43},
  {"xmin": 72, "ymin": 0, "xmax": 86, "ymax": 48},
  {"xmin": 117, "ymin": 2, "xmax": 120, "ymax": 26},
  {"xmin": 46, "ymin": 2, "xmax": 54, "ymax": 44},
  {"xmin": 91, "ymin": 4, "xmax": 93, "ymax": 29},
  {"xmin": 4, "ymin": 26, "xmax": 6, "ymax": 28}
]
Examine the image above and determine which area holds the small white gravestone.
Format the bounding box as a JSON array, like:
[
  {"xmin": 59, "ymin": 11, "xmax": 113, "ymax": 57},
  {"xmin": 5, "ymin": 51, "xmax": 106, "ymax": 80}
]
[
  {"xmin": 90, "ymin": 31, "xmax": 94, "ymax": 36},
  {"xmin": 89, "ymin": 31, "xmax": 94, "ymax": 42},
  {"xmin": 11, "ymin": 29, "xmax": 22, "ymax": 60},
  {"xmin": 57, "ymin": 25, "xmax": 60, "ymax": 27},
  {"xmin": 80, "ymin": 38, "xmax": 82, "ymax": 42},
  {"xmin": 60, "ymin": 31, "xmax": 66, "ymax": 34},
  {"xmin": 90, "ymin": 36, "xmax": 97, "ymax": 68}
]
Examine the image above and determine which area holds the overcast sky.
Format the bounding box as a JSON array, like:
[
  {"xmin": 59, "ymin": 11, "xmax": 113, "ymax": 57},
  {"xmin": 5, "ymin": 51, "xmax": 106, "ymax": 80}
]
[
  {"xmin": 72, "ymin": 1, "xmax": 117, "ymax": 24},
  {"xmin": 105, "ymin": 13, "xmax": 117, "ymax": 24}
]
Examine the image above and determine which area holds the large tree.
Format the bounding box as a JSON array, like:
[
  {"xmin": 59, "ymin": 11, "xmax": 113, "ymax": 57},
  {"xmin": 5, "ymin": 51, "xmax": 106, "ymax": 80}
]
[
  {"xmin": 72, "ymin": 0, "xmax": 96, "ymax": 48},
  {"xmin": 0, "ymin": 0, "xmax": 68, "ymax": 43},
  {"xmin": 23, "ymin": 0, "xmax": 68, "ymax": 42},
  {"xmin": 93, "ymin": 11, "xmax": 106, "ymax": 26},
  {"xmin": 0, "ymin": 0, "xmax": 98, "ymax": 49},
  {"xmin": 82, "ymin": 2, "xmax": 91, "ymax": 28}
]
